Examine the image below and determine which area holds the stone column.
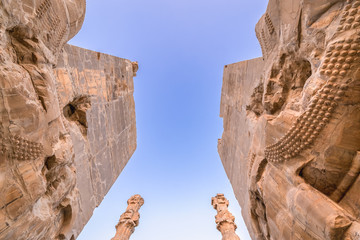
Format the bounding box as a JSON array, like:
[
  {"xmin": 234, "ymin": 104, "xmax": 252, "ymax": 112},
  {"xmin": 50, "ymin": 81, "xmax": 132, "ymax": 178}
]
[
  {"xmin": 112, "ymin": 195, "xmax": 144, "ymax": 240},
  {"xmin": 212, "ymin": 194, "xmax": 240, "ymax": 240}
]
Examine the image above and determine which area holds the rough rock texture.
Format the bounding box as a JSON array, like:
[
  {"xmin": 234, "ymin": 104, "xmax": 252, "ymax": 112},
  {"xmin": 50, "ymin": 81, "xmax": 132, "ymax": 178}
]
[
  {"xmin": 0, "ymin": 1, "xmax": 137, "ymax": 239},
  {"xmin": 212, "ymin": 194, "xmax": 241, "ymax": 240},
  {"xmin": 219, "ymin": 0, "xmax": 360, "ymax": 239},
  {"xmin": 111, "ymin": 195, "xmax": 144, "ymax": 240},
  {"xmin": 55, "ymin": 45, "xmax": 137, "ymax": 238}
]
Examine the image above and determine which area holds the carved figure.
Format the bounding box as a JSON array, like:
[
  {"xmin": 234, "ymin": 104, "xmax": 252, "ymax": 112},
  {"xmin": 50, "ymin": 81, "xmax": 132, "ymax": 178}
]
[
  {"xmin": 219, "ymin": 0, "xmax": 360, "ymax": 239},
  {"xmin": 0, "ymin": 1, "xmax": 85, "ymax": 239},
  {"xmin": 0, "ymin": 1, "xmax": 138, "ymax": 239}
]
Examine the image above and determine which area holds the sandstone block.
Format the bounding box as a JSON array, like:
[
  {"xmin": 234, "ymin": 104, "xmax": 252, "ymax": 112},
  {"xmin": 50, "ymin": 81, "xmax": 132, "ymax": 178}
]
[
  {"xmin": 219, "ymin": 1, "xmax": 360, "ymax": 239},
  {"xmin": 0, "ymin": 1, "xmax": 137, "ymax": 239}
]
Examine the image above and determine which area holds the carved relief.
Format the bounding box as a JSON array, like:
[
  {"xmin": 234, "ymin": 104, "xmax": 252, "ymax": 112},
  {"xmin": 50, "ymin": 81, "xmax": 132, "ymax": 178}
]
[
  {"xmin": 337, "ymin": 0, "xmax": 360, "ymax": 32},
  {"xmin": 0, "ymin": 1, "xmax": 85, "ymax": 239},
  {"xmin": 1, "ymin": 1, "xmax": 137, "ymax": 239},
  {"xmin": 219, "ymin": 0, "xmax": 360, "ymax": 239},
  {"xmin": 265, "ymin": 1, "xmax": 360, "ymax": 162},
  {"xmin": 265, "ymin": 13, "xmax": 275, "ymax": 34},
  {"xmin": 35, "ymin": 0, "xmax": 52, "ymax": 18},
  {"xmin": 256, "ymin": 12, "xmax": 276, "ymax": 60},
  {"xmin": 256, "ymin": 29, "xmax": 271, "ymax": 60},
  {"xmin": 261, "ymin": 29, "xmax": 270, "ymax": 58},
  {"xmin": 8, "ymin": 134, "xmax": 44, "ymax": 161}
]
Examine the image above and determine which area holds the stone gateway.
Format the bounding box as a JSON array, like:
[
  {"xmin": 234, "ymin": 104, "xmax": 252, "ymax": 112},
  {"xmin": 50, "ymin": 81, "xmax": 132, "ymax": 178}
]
[
  {"xmin": 219, "ymin": 0, "xmax": 360, "ymax": 239},
  {"xmin": 0, "ymin": 1, "xmax": 137, "ymax": 239}
]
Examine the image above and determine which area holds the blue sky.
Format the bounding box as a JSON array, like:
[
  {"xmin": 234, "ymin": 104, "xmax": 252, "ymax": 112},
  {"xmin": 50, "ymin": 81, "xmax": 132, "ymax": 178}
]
[{"xmin": 70, "ymin": 0, "xmax": 268, "ymax": 239}]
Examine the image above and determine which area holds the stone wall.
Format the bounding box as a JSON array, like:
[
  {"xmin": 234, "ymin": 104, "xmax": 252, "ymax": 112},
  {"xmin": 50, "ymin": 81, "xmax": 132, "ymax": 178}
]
[
  {"xmin": 218, "ymin": 58, "xmax": 265, "ymax": 234},
  {"xmin": 219, "ymin": 0, "xmax": 360, "ymax": 239},
  {"xmin": 55, "ymin": 45, "xmax": 137, "ymax": 238},
  {"xmin": 0, "ymin": 1, "xmax": 137, "ymax": 239}
]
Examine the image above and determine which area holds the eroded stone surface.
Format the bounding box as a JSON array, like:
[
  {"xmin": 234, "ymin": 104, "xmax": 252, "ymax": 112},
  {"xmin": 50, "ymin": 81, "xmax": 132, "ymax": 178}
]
[
  {"xmin": 212, "ymin": 194, "xmax": 240, "ymax": 240},
  {"xmin": 219, "ymin": 0, "xmax": 360, "ymax": 239},
  {"xmin": 111, "ymin": 195, "xmax": 144, "ymax": 240},
  {"xmin": 0, "ymin": 1, "xmax": 137, "ymax": 239},
  {"xmin": 55, "ymin": 45, "xmax": 137, "ymax": 238}
]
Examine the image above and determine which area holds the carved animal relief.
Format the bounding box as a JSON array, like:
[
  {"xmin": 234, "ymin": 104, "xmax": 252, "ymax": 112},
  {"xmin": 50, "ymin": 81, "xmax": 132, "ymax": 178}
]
[
  {"xmin": 219, "ymin": 0, "xmax": 360, "ymax": 239},
  {"xmin": 0, "ymin": 1, "xmax": 137, "ymax": 239}
]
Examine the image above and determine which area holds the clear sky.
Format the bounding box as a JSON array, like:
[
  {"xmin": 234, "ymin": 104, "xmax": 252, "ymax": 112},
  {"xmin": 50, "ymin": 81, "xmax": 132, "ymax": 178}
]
[{"xmin": 70, "ymin": 0, "xmax": 268, "ymax": 239}]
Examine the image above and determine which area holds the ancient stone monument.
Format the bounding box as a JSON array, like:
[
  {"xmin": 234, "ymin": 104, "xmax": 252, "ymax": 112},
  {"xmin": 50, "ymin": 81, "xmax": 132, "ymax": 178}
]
[
  {"xmin": 0, "ymin": 1, "xmax": 137, "ymax": 239},
  {"xmin": 212, "ymin": 194, "xmax": 240, "ymax": 240},
  {"xmin": 111, "ymin": 195, "xmax": 144, "ymax": 240},
  {"xmin": 218, "ymin": 0, "xmax": 360, "ymax": 239}
]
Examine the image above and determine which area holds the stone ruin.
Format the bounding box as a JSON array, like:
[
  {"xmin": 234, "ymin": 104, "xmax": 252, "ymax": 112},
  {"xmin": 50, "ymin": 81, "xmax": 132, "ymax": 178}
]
[
  {"xmin": 219, "ymin": 0, "xmax": 360, "ymax": 239},
  {"xmin": 1, "ymin": 0, "xmax": 360, "ymax": 239},
  {"xmin": 111, "ymin": 195, "xmax": 144, "ymax": 240},
  {"xmin": 0, "ymin": 1, "xmax": 137, "ymax": 239},
  {"xmin": 212, "ymin": 194, "xmax": 241, "ymax": 240}
]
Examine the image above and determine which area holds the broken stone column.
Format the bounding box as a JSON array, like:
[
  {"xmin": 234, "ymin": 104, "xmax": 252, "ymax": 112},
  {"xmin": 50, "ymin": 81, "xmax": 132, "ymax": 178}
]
[
  {"xmin": 112, "ymin": 195, "xmax": 144, "ymax": 240},
  {"xmin": 212, "ymin": 194, "xmax": 240, "ymax": 240}
]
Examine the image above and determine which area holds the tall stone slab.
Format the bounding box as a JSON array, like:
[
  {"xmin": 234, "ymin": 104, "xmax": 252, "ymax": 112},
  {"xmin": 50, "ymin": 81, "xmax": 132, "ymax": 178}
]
[
  {"xmin": 55, "ymin": 45, "xmax": 137, "ymax": 238},
  {"xmin": 0, "ymin": 1, "xmax": 137, "ymax": 239},
  {"xmin": 219, "ymin": 0, "xmax": 360, "ymax": 239}
]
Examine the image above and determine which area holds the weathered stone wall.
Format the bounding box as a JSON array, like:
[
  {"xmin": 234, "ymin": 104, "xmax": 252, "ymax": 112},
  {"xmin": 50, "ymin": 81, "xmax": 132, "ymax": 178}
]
[
  {"xmin": 219, "ymin": 0, "xmax": 360, "ymax": 239},
  {"xmin": 0, "ymin": 1, "xmax": 137, "ymax": 239},
  {"xmin": 218, "ymin": 58, "xmax": 265, "ymax": 235},
  {"xmin": 55, "ymin": 45, "xmax": 137, "ymax": 238}
]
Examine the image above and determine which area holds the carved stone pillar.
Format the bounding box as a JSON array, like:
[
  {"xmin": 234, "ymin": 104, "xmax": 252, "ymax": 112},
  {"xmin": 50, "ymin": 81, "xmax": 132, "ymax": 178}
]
[
  {"xmin": 212, "ymin": 194, "xmax": 240, "ymax": 240},
  {"xmin": 112, "ymin": 195, "xmax": 144, "ymax": 240}
]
